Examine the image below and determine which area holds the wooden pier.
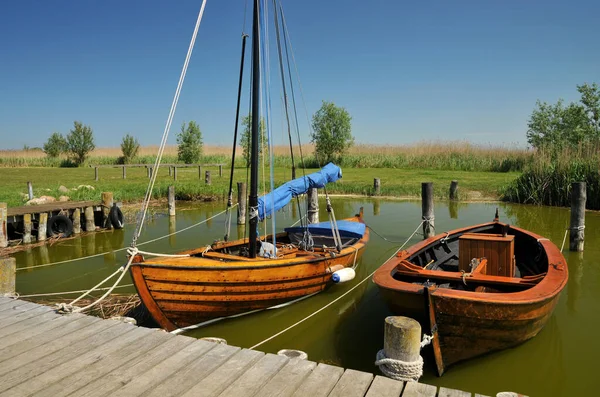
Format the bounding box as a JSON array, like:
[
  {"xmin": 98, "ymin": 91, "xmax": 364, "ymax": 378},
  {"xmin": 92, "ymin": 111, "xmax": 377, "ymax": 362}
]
[{"xmin": 0, "ymin": 297, "xmax": 509, "ymax": 397}]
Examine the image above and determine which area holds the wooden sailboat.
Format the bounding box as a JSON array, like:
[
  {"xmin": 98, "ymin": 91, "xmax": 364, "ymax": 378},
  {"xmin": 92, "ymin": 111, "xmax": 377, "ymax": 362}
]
[
  {"xmin": 130, "ymin": 1, "xmax": 369, "ymax": 332},
  {"xmin": 373, "ymin": 217, "xmax": 567, "ymax": 375}
]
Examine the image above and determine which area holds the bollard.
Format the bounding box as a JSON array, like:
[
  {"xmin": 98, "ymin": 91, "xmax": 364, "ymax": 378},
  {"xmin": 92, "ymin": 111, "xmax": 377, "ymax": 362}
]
[
  {"xmin": 237, "ymin": 182, "xmax": 247, "ymax": 225},
  {"xmin": 570, "ymin": 182, "xmax": 586, "ymax": 252},
  {"xmin": 422, "ymin": 182, "xmax": 434, "ymax": 239},
  {"xmin": 168, "ymin": 186, "xmax": 176, "ymax": 217},
  {"xmin": 27, "ymin": 181, "xmax": 34, "ymax": 200},
  {"xmin": 0, "ymin": 203, "xmax": 7, "ymax": 248},
  {"xmin": 307, "ymin": 188, "xmax": 319, "ymax": 224},
  {"xmin": 0, "ymin": 257, "xmax": 16, "ymax": 295},
  {"xmin": 23, "ymin": 214, "xmax": 32, "ymax": 244},
  {"xmin": 375, "ymin": 316, "xmax": 423, "ymax": 382},
  {"xmin": 102, "ymin": 192, "xmax": 114, "ymax": 229},
  {"xmin": 84, "ymin": 206, "xmax": 95, "ymax": 231},
  {"xmin": 205, "ymin": 170, "xmax": 211, "ymax": 185},
  {"xmin": 219, "ymin": 164, "xmax": 223, "ymax": 177},
  {"xmin": 449, "ymin": 180, "xmax": 458, "ymax": 201},
  {"xmin": 94, "ymin": 167, "xmax": 99, "ymax": 181},
  {"xmin": 38, "ymin": 213, "xmax": 48, "ymax": 242},
  {"xmin": 173, "ymin": 167, "xmax": 178, "ymax": 181},
  {"xmin": 374, "ymin": 178, "xmax": 381, "ymax": 196},
  {"xmin": 122, "ymin": 166, "xmax": 126, "ymax": 179},
  {"xmin": 72, "ymin": 209, "xmax": 81, "ymax": 234},
  {"xmin": 149, "ymin": 167, "xmax": 153, "ymax": 178}
]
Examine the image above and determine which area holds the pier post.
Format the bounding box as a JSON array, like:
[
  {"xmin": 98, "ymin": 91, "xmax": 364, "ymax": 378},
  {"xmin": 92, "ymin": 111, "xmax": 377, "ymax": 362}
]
[
  {"xmin": 122, "ymin": 166, "xmax": 126, "ymax": 179},
  {"xmin": 205, "ymin": 170, "xmax": 211, "ymax": 185},
  {"xmin": 380, "ymin": 316, "xmax": 422, "ymax": 379},
  {"xmin": 422, "ymin": 182, "xmax": 434, "ymax": 239},
  {"xmin": 27, "ymin": 182, "xmax": 34, "ymax": 200},
  {"xmin": 169, "ymin": 166, "xmax": 172, "ymax": 176},
  {"xmin": 237, "ymin": 182, "xmax": 247, "ymax": 225},
  {"xmin": 168, "ymin": 186, "xmax": 176, "ymax": 217},
  {"xmin": 149, "ymin": 167, "xmax": 153, "ymax": 179},
  {"xmin": 173, "ymin": 167, "xmax": 178, "ymax": 181},
  {"xmin": 449, "ymin": 180, "xmax": 458, "ymax": 201},
  {"xmin": 374, "ymin": 178, "xmax": 381, "ymax": 196},
  {"xmin": 38, "ymin": 213, "xmax": 48, "ymax": 242},
  {"xmin": 570, "ymin": 182, "xmax": 586, "ymax": 252},
  {"xmin": 102, "ymin": 192, "xmax": 114, "ymax": 229},
  {"xmin": 23, "ymin": 214, "xmax": 32, "ymax": 244},
  {"xmin": 307, "ymin": 188, "xmax": 319, "ymax": 224},
  {"xmin": 72, "ymin": 209, "xmax": 81, "ymax": 234},
  {"xmin": 0, "ymin": 203, "xmax": 7, "ymax": 248},
  {"xmin": 84, "ymin": 206, "xmax": 95, "ymax": 232},
  {"xmin": 0, "ymin": 257, "xmax": 16, "ymax": 295},
  {"xmin": 198, "ymin": 165, "xmax": 202, "ymax": 179},
  {"xmin": 219, "ymin": 164, "xmax": 223, "ymax": 177},
  {"xmin": 94, "ymin": 167, "xmax": 99, "ymax": 181}
]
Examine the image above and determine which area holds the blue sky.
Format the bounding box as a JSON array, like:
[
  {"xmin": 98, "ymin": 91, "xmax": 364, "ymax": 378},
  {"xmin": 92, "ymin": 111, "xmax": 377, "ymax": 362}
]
[{"xmin": 1, "ymin": 0, "xmax": 598, "ymax": 149}]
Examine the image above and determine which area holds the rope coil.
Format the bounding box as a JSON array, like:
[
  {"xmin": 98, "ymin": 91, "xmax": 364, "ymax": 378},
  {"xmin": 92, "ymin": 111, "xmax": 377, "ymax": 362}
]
[{"xmin": 375, "ymin": 333, "xmax": 433, "ymax": 382}]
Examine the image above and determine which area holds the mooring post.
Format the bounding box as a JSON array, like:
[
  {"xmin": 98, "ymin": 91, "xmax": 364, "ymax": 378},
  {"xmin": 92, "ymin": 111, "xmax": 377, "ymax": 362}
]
[
  {"xmin": 168, "ymin": 186, "xmax": 176, "ymax": 217},
  {"xmin": 205, "ymin": 170, "xmax": 211, "ymax": 185},
  {"xmin": 307, "ymin": 188, "xmax": 319, "ymax": 224},
  {"xmin": 0, "ymin": 203, "xmax": 7, "ymax": 248},
  {"xmin": 570, "ymin": 182, "xmax": 586, "ymax": 252},
  {"xmin": 173, "ymin": 167, "xmax": 178, "ymax": 181},
  {"xmin": 149, "ymin": 167, "xmax": 153, "ymax": 179},
  {"xmin": 219, "ymin": 164, "xmax": 223, "ymax": 177},
  {"xmin": 102, "ymin": 192, "xmax": 114, "ymax": 229},
  {"xmin": 378, "ymin": 316, "xmax": 423, "ymax": 380},
  {"xmin": 198, "ymin": 165, "xmax": 202, "ymax": 179},
  {"xmin": 23, "ymin": 214, "xmax": 32, "ymax": 244},
  {"xmin": 0, "ymin": 257, "xmax": 16, "ymax": 295},
  {"xmin": 374, "ymin": 178, "xmax": 381, "ymax": 196},
  {"xmin": 84, "ymin": 207, "xmax": 95, "ymax": 231},
  {"xmin": 122, "ymin": 166, "xmax": 126, "ymax": 179},
  {"xmin": 26, "ymin": 181, "xmax": 34, "ymax": 200},
  {"xmin": 168, "ymin": 166, "xmax": 172, "ymax": 176},
  {"xmin": 449, "ymin": 180, "xmax": 458, "ymax": 201},
  {"xmin": 94, "ymin": 167, "xmax": 99, "ymax": 181},
  {"xmin": 38, "ymin": 213, "xmax": 48, "ymax": 242},
  {"xmin": 72, "ymin": 208, "xmax": 81, "ymax": 234},
  {"xmin": 422, "ymin": 182, "xmax": 434, "ymax": 239},
  {"xmin": 237, "ymin": 182, "xmax": 247, "ymax": 225}
]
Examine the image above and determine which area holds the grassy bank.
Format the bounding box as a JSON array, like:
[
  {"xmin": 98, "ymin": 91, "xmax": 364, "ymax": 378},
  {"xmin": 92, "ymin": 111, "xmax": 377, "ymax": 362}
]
[{"xmin": 0, "ymin": 166, "xmax": 518, "ymax": 208}]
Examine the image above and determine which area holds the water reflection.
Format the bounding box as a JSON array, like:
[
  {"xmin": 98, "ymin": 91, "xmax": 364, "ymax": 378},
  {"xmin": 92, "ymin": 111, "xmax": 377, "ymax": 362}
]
[{"xmin": 448, "ymin": 201, "xmax": 458, "ymax": 219}]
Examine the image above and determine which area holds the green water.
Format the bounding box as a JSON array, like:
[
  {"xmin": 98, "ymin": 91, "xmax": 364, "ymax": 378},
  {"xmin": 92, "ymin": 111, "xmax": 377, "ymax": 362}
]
[{"xmin": 12, "ymin": 199, "xmax": 600, "ymax": 396}]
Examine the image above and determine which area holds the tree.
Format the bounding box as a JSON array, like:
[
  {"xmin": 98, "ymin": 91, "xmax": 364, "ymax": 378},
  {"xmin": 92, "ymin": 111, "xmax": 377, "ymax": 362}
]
[
  {"xmin": 177, "ymin": 121, "xmax": 203, "ymax": 164},
  {"xmin": 120, "ymin": 134, "xmax": 140, "ymax": 164},
  {"xmin": 311, "ymin": 101, "xmax": 354, "ymax": 163},
  {"xmin": 43, "ymin": 132, "xmax": 67, "ymax": 158},
  {"xmin": 66, "ymin": 121, "xmax": 95, "ymax": 166},
  {"xmin": 527, "ymin": 83, "xmax": 600, "ymax": 149},
  {"xmin": 239, "ymin": 114, "xmax": 268, "ymax": 167}
]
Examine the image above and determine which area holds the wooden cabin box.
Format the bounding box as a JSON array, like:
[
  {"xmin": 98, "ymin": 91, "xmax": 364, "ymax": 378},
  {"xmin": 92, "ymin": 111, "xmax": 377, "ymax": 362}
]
[{"xmin": 458, "ymin": 233, "xmax": 515, "ymax": 277}]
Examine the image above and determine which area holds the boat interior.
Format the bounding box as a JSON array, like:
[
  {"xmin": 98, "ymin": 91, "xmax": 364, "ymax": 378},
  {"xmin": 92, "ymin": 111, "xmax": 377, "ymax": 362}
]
[{"xmin": 392, "ymin": 223, "xmax": 549, "ymax": 293}]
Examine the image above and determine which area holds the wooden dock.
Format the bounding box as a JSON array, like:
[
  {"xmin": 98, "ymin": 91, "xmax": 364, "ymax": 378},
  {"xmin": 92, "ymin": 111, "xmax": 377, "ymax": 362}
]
[{"xmin": 0, "ymin": 297, "xmax": 501, "ymax": 397}]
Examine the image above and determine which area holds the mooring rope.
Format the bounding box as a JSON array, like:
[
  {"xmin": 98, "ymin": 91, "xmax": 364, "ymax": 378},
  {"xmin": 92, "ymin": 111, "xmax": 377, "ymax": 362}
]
[{"xmin": 375, "ymin": 333, "xmax": 433, "ymax": 382}]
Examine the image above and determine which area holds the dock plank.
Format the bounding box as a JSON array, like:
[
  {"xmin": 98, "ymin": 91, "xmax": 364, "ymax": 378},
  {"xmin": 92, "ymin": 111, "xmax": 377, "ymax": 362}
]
[
  {"xmin": 0, "ymin": 300, "xmax": 29, "ymax": 313},
  {"xmin": 402, "ymin": 382, "xmax": 438, "ymax": 397},
  {"xmin": 0, "ymin": 302, "xmax": 41, "ymax": 318},
  {"xmin": 292, "ymin": 363, "xmax": 345, "ymax": 397},
  {"xmin": 329, "ymin": 369, "xmax": 374, "ymax": 397},
  {"xmin": 180, "ymin": 348, "xmax": 264, "ymax": 397},
  {"xmin": 218, "ymin": 353, "xmax": 289, "ymax": 397},
  {"xmin": 0, "ymin": 313, "xmax": 85, "ymax": 350},
  {"xmin": 257, "ymin": 358, "xmax": 317, "ymax": 397},
  {"xmin": 145, "ymin": 343, "xmax": 241, "ymax": 397},
  {"xmin": 366, "ymin": 375, "xmax": 405, "ymax": 397},
  {"xmin": 0, "ymin": 304, "xmax": 55, "ymax": 331},
  {"xmin": 438, "ymin": 387, "xmax": 471, "ymax": 397},
  {"xmin": 474, "ymin": 394, "xmax": 491, "ymax": 397}
]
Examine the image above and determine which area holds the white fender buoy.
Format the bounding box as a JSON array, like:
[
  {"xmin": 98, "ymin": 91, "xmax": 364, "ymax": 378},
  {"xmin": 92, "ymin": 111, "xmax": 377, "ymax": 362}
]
[{"xmin": 332, "ymin": 267, "xmax": 356, "ymax": 283}]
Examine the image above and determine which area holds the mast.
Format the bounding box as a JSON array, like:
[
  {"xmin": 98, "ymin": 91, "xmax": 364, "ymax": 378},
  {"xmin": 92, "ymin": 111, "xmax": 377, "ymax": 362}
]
[{"xmin": 248, "ymin": 0, "xmax": 261, "ymax": 258}]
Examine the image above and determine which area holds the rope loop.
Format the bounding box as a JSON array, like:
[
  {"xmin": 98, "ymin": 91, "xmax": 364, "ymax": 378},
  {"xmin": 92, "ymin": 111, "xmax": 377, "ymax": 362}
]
[{"xmin": 375, "ymin": 350, "xmax": 423, "ymax": 382}]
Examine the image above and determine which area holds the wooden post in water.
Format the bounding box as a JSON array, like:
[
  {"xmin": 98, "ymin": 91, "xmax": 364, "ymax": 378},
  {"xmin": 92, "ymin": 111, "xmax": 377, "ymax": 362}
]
[
  {"xmin": 23, "ymin": 214, "xmax": 32, "ymax": 244},
  {"xmin": 570, "ymin": 182, "xmax": 586, "ymax": 252},
  {"xmin": 0, "ymin": 257, "xmax": 16, "ymax": 296},
  {"xmin": 168, "ymin": 186, "xmax": 176, "ymax": 217},
  {"xmin": 219, "ymin": 164, "xmax": 223, "ymax": 177},
  {"xmin": 102, "ymin": 192, "xmax": 114, "ymax": 229},
  {"xmin": 94, "ymin": 167, "xmax": 99, "ymax": 181},
  {"xmin": 84, "ymin": 207, "xmax": 95, "ymax": 231},
  {"xmin": 374, "ymin": 178, "xmax": 381, "ymax": 196},
  {"xmin": 237, "ymin": 182, "xmax": 247, "ymax": 225},
  {"xmin": 449, "ymin": 180, "xmax": 458, "ymax": 201},
  {"xmin": 381, "ymin": 316, "xmax": 422, "ymax": 378},
  {"xmin": 0, "ymin": 203, "xmax": 7, "ymax": 248},
  {"xmin": 422, "ymin": 182, "xmax": 434, "ymax": 239},
  {"xmin": 173, "ymin": 167, "xmax": 178, "ymax": 181},
  {"xmin": 307, "ymin": 188, "xmax": 319, "ymax": 224},
  {"xmin": 27, "ymin": 182, "xmax": 34, "ymax": 200},
  {"xmin": 72, "ymin": 209, "xmax": 81, "ymax": 234},
  {"xmin": 205, "ymin": 170, "xmax": 211, "ymax": 185},
  {"xmin": 122, "ymin": 166, "xmax": 126, "ymax": 179},
  {"xmin": 38, "ymin": 213, "xmax": 48, "ymax": 242}
]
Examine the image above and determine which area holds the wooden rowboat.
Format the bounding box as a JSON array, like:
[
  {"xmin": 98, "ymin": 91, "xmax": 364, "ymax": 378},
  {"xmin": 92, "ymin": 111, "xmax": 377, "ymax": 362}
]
[
  {"xmin": 131, "ymin": 211, "xmax": 369, "ymax": 331},
  {"xmin": 373, "ymin": 218, "xmax": 568, "ymax": 375}
]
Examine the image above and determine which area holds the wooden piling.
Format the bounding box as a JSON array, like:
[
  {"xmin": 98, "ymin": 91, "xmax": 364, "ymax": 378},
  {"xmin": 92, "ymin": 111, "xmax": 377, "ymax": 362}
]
[
  {"xmin": 72, "ymin": 208, "xmax": 81, "ymax": 234},
  {"xmin": 237, "ymin": 182, "xmax": 247, "ymax": 225},
  {"xmin": 383, "ymin": 316, "xmax": 422, "ymax": 367},
  {"xmin": 205, "ymin": 170, "xmax": 211, "ymax": 185},
  {"xmin": 84, "ymin": 206, "xmax": 95, "ymax": 232},
  {"xmin": 449, "ymin": 180, "xmax": 458, "ymax": 201},
  {"xmin": 23, "ymin": 214, "xmax": 32, "ymax": 244},
  {"xmin": 570, "ymin": 182, "xmax": 586, "ymax": 252},
  {"xmin": 219, "ymin": 164, "xmax": 223, "ymax": 177},
  {"xmin": 307, "ymin": 188, "xmax": 319, "ymax": 224},
  {"xmin": 168, "ymin": 186, "xmax": 176, "ymax": 217},
  {"xmin": 102, "ymin": 192, "xmax": 114, "ymax": 229},
  {"xmin": 173, "ymin": 167, "xmax": 178, "ymax": 181},
  {"xmin": 169, "ymin": 166, "xmax": 172, "ymax": 176},
  {"xmin": 198, "ymin": 165, "xmax": 202, "ymax": 179},
  {"xmin": 0, "ymin": 203, "xmax": 7, "ymax": 248},
  {"xmin": 149, "ymin": 167, "xmax": 153, "ymax": 178},
  {"xmin": 27, "ymin": 181, "xmax": 34, "ymax": 200},
  {"xmin": 0, "ymin": 257, "xmax": 16, "ymax": 295},
  {"xmin": 38, "ymin": 213, "xmax": 48, "ymax": 242},
  {"xmin": 94, "ymin": 167, "xmax": 99, "ymax": 181},
  {"xmin": 122, "ymin": 166, "xmax": 126, "ymax": 179},
  {"xmin": 374, "ymin": 178, "xmax": 381, "ymax": 196},
  {"xmin": 422, "ymin": 182, "xmax": 434, "ymax": 239}
]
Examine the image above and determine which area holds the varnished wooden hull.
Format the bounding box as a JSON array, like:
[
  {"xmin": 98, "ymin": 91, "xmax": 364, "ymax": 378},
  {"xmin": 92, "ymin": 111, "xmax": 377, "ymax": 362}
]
[
  {"xmin": 373, "ymin": 221, "xmax": 568, "ymax": 375},
  {"xmin": 131, "ymin": 215, "xmax": 369, "ymax": 331}
]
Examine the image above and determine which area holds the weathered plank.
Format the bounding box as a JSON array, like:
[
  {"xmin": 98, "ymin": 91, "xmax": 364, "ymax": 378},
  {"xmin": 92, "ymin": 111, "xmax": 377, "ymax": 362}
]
[
  {"xmin": 438, "ymin": 387, "xmax": 471, "ymax": 397},
  {"xmin": 0, "ymin": 299, "xmax": 29, "ymax": 313},
  {"xmin": 402, "ymin": 382, "xmax": 438, "ymax": 397},
  {"xmin": 366, "ymin": 375, "xmax": 405, "ymax": 397},
  {"xmin": 145, "ymin": 343, "xmax": 241, "ymax": 397},
  {"xmin": 0, "ymin": 297, "xmax": 13, "ymax": 305},
  {"xmin": 474, "ymin": 394, "xmax": 491, "ymax": 397},
  {"xmin": 180, "ymin": 348, "xmax": 264, "ymax": 397},
  {"xmin": 108, "ymin": 339, "xmax": 217, "ymax": 397},
  {"xmin": 0, "ymin": 313, "xmax": 85, "ymax": 350},
  {"xmin": 329, "ymin": 369, "xmax": 374, "ymax": 397},
  {"xmin": 255, "ymin": 358, "xmax": 317, "ymax": 397},
  {"xmin": 0, "ymin": 304, "xmax": 55, "ymax": 331},
  {"xmin": 292, "ymin": 363, "xmax": 344, "ymax": 397},
  {"xmin": 218, "ymin": 353, "xmax": 289, "ymax": 397}
]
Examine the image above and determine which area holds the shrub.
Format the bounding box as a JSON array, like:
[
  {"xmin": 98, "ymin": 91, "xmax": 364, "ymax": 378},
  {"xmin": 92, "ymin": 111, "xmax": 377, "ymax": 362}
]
[
  {"xmin": 177, "ymin": 121, "xmax": 203, "ymax": 164},
  {"xmin": 120, "ymin": 134, "xmax": 140, "ymax": 164},
  {"xmin": 66, "ymin": 121, "xmax": 95, "ymax": 166},
  {"xmin": 311, "ymin": 101, "xmax": 354, "ymax": 163},
  {"xmin": 43, "ymin": 132, "xmax": 67, "ymax": 158},
  {"xmin": 239, "ymin": 115, "xmax": 268, "ymax": 167}
]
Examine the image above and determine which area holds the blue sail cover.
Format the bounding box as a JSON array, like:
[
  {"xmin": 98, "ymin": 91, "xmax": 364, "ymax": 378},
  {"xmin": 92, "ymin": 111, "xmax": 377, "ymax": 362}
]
[{"xmin": 257, "ymin": 162, "xmax": 342, "ymax": 221}]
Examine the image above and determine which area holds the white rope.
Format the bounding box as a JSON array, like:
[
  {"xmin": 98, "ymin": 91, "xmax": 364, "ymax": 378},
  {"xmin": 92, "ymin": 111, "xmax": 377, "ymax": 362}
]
[
  {"xmin": 135, "ymin": 250, "xmax": 190, "ymax": 258},
  {"xmin": 560, "ymin": 229, "xmax": 568, "ymax": 252},
  {"xmin": 375, "ymin": 350, "xmax": 423, "ymax": 382},
  {"xmin": 18, "ymin": 284, "xmax": 133, "ymax": 298},
  {"xmin": 249, "ymin": 220, "xmax": 425, "ymax": 350}
]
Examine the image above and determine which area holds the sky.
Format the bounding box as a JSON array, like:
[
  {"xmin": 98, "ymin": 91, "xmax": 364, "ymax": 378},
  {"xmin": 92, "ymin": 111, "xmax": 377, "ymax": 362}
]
[{"xmin": 1, "ymin": 0, "xmax": 599, "ymax": 150}]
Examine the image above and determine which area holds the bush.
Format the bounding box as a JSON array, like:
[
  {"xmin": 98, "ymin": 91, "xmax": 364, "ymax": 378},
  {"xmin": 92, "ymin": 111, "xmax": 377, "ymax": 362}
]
[
  {"xmin": 66, "ymin": 121, "xmax": 95, "ymax": 166},
  {"xmin": 177, "ymin": 121, "xmax": 203, "ymax": 164},
  {"xmin": 239, "ymin": 115, "xmax": 268, "ymax": 167},
  {"xmin": 311, "ymin": 101, "xmax": 354, "ymax": 163},
  {"xmin": 43, "ymin": 132, "xmax": 67, "ymax": 158},
  {"xmin": 120, "ymin": 134, "xmax": 140, "ymax": 164}
]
